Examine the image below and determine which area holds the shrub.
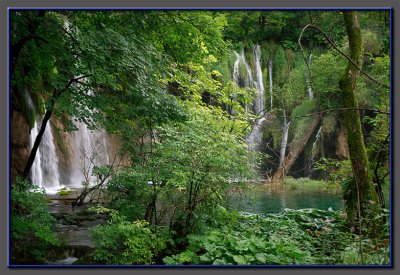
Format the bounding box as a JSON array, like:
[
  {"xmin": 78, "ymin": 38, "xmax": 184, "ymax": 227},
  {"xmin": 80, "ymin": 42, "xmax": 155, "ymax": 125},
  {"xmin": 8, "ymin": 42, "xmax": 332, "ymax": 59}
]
[
  {"xmin": 90, "ymin": 211, "xmax": 174, "ymax": 265},
  {"xmin": 10, "ymin": 177, "xmax": 60, "ymax": 263}
]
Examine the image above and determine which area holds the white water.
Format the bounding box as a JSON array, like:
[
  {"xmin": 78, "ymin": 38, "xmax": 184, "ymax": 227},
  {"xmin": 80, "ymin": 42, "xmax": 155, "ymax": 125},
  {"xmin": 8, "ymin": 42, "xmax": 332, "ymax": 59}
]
[
  {"xmin": 233, "ymin": 51, "xmax": 241, "ymax": 85},
  {"xmin": 30, "ymin": 117, "xmax": 111, "ymax": 192},
  {"xmin": 30, "ymin": 119, "xmax": 62, "ymax": 194},
  {"xmin": 279, "ymin": 120, "xmax": 291, "ymax": 167},
  {"xmin": 268, "ymin": 58, "xmax": 273, "ymax": 110},
  {"xmin": 232, "ymin": 46, "xmax": 267, "ymax": 152},
  {"xmin": 307, "ymin": 126, "xmax": 322, "ymax": 176},
  {"xmin": 306, "ymin": 54, "xmax": 313, "ymax": 99},
  {"xmin": 246, "ymin": 45, "xmax": 266, "ymax": 151},
  {"xmin": 233, "ymin": 50, "xmax": 255, "ymax": 114},
  {"xmin": 239, "ymin": 49, "xmax": 254, "ymax": 87},
  {"xmin": 69, "ymin": 120, "xmax": 110, "ymax": 187}
]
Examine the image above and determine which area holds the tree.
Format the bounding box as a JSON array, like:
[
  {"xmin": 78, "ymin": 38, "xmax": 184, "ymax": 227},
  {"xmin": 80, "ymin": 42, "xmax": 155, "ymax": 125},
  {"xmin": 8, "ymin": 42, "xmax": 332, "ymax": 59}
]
[{"xmin": 339, "ymin": 11, "xmax": 379, "ymax": 227}]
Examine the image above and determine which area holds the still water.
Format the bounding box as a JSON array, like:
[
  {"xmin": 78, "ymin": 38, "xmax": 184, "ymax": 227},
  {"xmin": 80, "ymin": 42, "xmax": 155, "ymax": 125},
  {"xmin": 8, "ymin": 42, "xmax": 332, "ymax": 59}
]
[{"xmin": 227, "ymin": 188, "xmax": 344, "ymax": 214}]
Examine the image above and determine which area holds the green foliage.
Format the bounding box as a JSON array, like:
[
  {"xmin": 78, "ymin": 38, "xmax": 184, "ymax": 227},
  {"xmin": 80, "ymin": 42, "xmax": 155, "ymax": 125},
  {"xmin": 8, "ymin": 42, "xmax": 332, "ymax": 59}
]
[
  {"xmin": 11, "ymin": 177, "xmax": 60, "ymax": 262},
  {"xmin": 279, "ymin": 63, "xmax": 308, "ymax": 111},
  {"xmin": 164, "ymin": 208, "xmax": 390, "ymax": 265},
  {"xmin": 283, "ymin": 177, "xmax": 338, "ymax": 192},
  {"xmin": 315, "ymin": 158, "xmax": 352, "ymax": 189},
  {"xmin": 361, "ymin": 30, "xmax": 383, "ymax": 56},
  {"xmin": 311, "ymin": 51, "xmax": 346, "ymax": 109},
  {"xmin": 108, "ymin": 101, "xmax": 258, "ymax": 232},
  {"xmin": 289, "ymin": 99, "xmax": 317, "ymax": 140},
  {"xmin": 90, "ymin": 211, "xmax": 173, "ymax": 265},
  {"xmin": 321, "ymin": 114, "xmax": 337, "ymax": 135}
]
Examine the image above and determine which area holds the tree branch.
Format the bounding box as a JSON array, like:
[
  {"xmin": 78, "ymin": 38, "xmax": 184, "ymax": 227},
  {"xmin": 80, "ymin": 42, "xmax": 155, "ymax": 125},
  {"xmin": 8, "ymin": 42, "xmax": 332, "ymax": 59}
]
[{"xmin": 286, "ymin": 107, "xmax": 389, "ymax": 120}]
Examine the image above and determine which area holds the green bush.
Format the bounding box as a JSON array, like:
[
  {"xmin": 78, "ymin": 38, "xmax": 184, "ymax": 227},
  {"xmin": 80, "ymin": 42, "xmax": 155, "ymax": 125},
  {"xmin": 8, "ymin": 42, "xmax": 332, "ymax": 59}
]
[
  {"xmin": 90, "ymin": 211, "xmax": 174, "ymax": 265},
  {"xmin": 11, "ymin": 177, "xmax": 60, "ymax": 263}
]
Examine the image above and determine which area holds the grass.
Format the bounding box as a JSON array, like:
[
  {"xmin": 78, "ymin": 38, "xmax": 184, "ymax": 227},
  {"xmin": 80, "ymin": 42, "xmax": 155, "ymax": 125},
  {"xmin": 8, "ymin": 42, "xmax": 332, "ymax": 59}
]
[
  {"xmin": 283, "ymin": 176, "xmax": 342, "ymax": 193},
  {"xmin": 57, "ymin": 187, "xmax": 77, "ymax": 196}
]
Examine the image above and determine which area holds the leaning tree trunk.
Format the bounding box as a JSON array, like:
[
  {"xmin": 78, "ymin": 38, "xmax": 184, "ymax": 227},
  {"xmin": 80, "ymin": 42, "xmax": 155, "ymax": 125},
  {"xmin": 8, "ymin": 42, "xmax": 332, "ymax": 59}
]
[
  {"xmin": 23, "ymin": 109, "xmax": 53, "ymax": 179},
  {"xmin": 272, "ymin": 115, "xmax": 322, "ymax": 185},
  {"xmin": 339, "ymin": 11, "xmax": 379, "ymax": 228}
]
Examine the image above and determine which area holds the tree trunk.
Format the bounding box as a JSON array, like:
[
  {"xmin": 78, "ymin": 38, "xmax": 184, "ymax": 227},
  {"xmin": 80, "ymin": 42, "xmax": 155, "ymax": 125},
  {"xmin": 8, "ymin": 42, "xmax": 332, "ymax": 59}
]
[
  {"xmin": 272, "ymin": 115, "xmax": 321, "ymax": 185},
  {"xmin": 22, "ymin": 109, "xmax": 52, "ymax": 179},
  {"xmin": 339, "ymin": 11, "xmax": 378, "ymax": 226}
]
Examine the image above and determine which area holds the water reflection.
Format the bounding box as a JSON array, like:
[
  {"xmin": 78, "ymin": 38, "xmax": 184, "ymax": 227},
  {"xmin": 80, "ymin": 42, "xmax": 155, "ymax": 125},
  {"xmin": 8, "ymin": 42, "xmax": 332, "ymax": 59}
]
[{"xmin": 227, "ymin": 188, "xmax": 344, "ymax": 214}]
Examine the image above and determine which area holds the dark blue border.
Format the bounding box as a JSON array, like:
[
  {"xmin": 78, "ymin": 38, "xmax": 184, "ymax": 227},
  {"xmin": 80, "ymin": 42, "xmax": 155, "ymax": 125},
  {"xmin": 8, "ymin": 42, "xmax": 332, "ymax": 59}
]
[{"xmin": 7, "ymin": 7, "xmax": 393, "ymax": 268}]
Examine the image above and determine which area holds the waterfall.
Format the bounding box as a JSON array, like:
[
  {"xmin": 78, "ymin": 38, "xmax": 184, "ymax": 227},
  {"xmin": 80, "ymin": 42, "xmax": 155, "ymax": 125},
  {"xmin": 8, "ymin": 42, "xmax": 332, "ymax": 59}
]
[
  {"xmin": 268, "ymin": 58, "xmax": 273, "ymax": 110},
  {"xmin": 233, "ymin": 50, "xmax": 254, "ymax": 114},
  {"xmin": 246, "ymin": 45, "xmax": 266, "ymax": 152},
  {"xmin": 306, "ymin": 54, "xmax": 313, "ymax": 99},
  {"xmin": 232, "ymin": 45, "xmax": 267, "ymax": 152},
  {"xmin": 253, "ymin": 45, "xmax": 265, "ymax": 116},
  {"xmin": 30, "ymin": 119, "xmax": 62, "ymax": 194},
  {"xmin": 69, "ymin": 121, "xmax": 110, "ymax": 187},
  {"xmin": 279, "ymin": 120, "xmax": 291, "ymax": 167},
  {"xmin": 29, "ymin": 117, "xmax": 111, "ymax": 191},
  {"xmin": 307, "ymin": 126, "xmax": 322, "ymax": 176},
  {"xmin": 233, "ymin": 51, "xmax": 241, "ymax": 84},
  {"xmin": 239, "ymin": 49, "xmax": 254, "ymax": 87}
]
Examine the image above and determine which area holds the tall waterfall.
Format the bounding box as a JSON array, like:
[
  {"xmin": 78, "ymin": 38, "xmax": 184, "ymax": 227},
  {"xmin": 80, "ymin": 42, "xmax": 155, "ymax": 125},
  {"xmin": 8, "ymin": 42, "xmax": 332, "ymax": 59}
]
[
  {"xmin": 232, "ymin": 45, "xmax": 267, "ymax": 152},
  {"xmin": 246, "ymin": 45, "xmax": 266, "ymax": 152},
  {"xmin": 69, "ymin": 121, "xmax": 110, "ymax": 187},
  {"xmin": 307, "ymin": 126, "xmax": 322, "ymax": 176},
  {"xmin": 30, "ymin": 120, "xmax": 62, "ymax": 194},
  {"xmin": 279, "ymin": 120, "xmax": 291, "ymax": 167},
  {"xmin": 233, "ymin": 49, "xmax": 254, "ymax": 114},
  {"xmin": 306, "ymin": 54, "xmax": 313, "ymax": 99},
  {"xmin": 268, "ymin": 58, "xmax": 273, "ymax": 110}
]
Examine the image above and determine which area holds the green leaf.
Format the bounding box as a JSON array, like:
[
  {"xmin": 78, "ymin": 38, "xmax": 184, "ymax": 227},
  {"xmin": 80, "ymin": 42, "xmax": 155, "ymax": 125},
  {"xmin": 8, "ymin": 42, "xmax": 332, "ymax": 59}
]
[{"xmin": 233, "ymin": 255, "xmax": 247, "ymax": 265}]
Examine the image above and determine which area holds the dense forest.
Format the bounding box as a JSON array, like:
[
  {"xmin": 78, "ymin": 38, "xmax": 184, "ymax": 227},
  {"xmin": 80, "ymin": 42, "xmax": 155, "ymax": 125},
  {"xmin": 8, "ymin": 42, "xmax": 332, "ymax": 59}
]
[{"xmin": 9, "ymin": 10, "xmax": 390, "ymax": 266}]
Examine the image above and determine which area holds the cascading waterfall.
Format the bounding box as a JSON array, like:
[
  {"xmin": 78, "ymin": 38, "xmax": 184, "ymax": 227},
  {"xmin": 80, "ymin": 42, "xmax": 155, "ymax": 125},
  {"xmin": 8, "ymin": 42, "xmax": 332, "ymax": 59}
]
[
  {"xmin": 233, "ymin": 51, "xmax": 241, "ymax": 84},
  {"xmin": 29, "ymin": 117, "xmax": 111, "ymax": 191},
  {"xmin": 232, "ymin": 45, "xmax": 267, "ymax": 152},
  {"xmin": 246, "ymin": 45, "xmax": 266, "ymax": 152},
  {"xmin": 306, "ymin": 54, "xmax": 313, "ymax": 99},
  {"xmin": 307, "ymin": 126, "xmax": 322, "ymax": 176},
  {"xmin": 233, "ymin": 50, "xmax": 254, "ymax": 114},
  {"xmin": 30, "ymin": 119, "xmax": 62, "ymax": 194},
  {"xmin": 239, "ymin": 49, "xmax": 254, "ymax": 87},
  {"xmin": 69, "ymin": 120, "xmax": 110, "ymax": 187},
  {"xmin": 279, "ymin": 120, "xmax": 291, "ymax": 167},
  {"xmin": 27, "ymin": 92, "xmax": 111, "ymax": 192},
  {"xmin": 268, "ymin": 58, "xmax": 273, "ymax": 110}
]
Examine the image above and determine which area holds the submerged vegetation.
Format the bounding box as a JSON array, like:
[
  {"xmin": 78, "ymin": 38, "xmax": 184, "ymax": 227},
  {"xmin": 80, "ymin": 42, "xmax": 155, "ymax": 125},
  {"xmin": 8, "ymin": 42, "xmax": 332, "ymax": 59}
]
[{"xmin": 9, "ymin": 10, "xmax": 390, "ymax": 266}]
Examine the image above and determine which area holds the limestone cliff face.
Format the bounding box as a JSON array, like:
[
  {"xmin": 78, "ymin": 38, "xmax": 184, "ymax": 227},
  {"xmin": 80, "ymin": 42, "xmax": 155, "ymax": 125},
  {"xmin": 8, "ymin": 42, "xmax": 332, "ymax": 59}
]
[
  {"xmin": 335, "ymin": 125, "xmax": 350, "ymax": 160},
  {"xmin": 10, "ymin": 110, "xmax": 30, "ymax": 184}
]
